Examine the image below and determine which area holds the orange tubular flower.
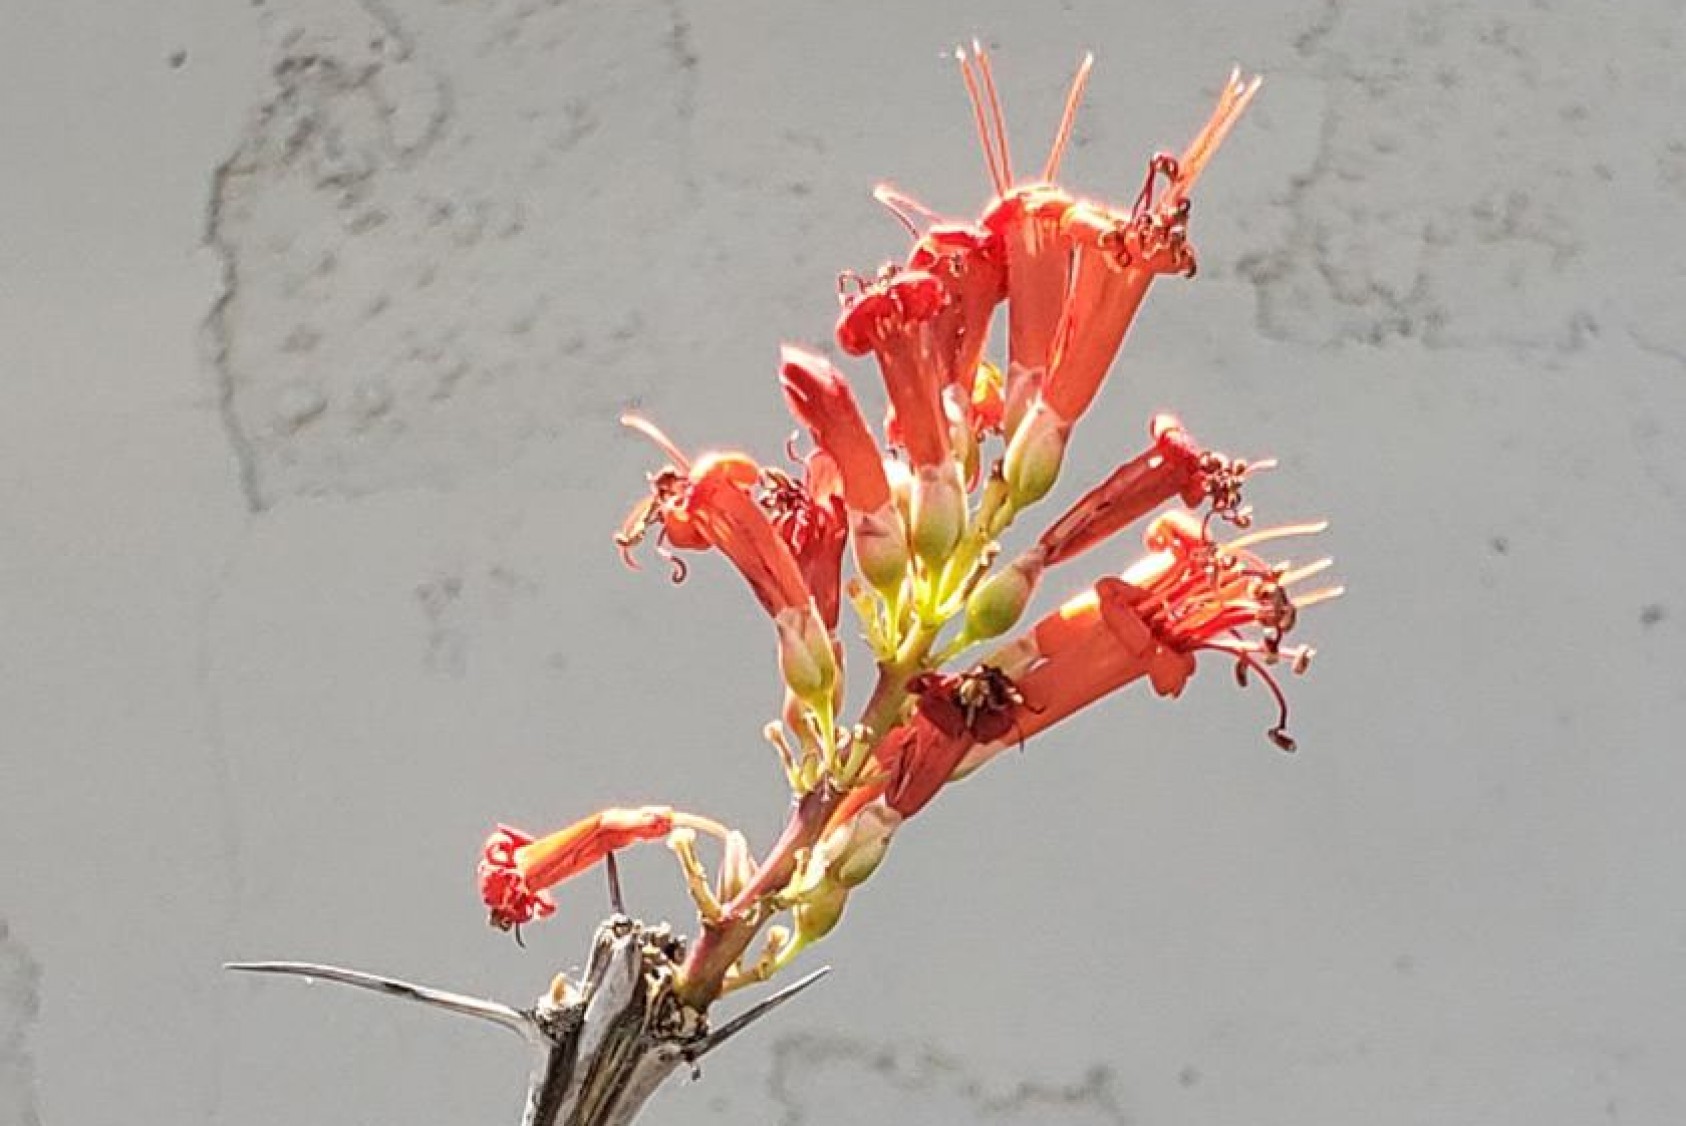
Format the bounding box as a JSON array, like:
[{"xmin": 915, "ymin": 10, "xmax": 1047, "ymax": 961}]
[
  {"xmin": 984, "ymin": 185, "xmax": 1076, "ymax": 389},
  {"xmin": 779, "ymin": 346, "xmax": 910, "ymax": 592},
  {"xmin": 1039, "ymin": 71, "xmax": 1261, "ymax": 428},
  {"xmin": 762, "ymin": 453, "xmax": 848, "ymax": 629},
  {"xmin": 617, "ymin": 417, "xmax": 839, "ymax": 710},
  {"xmin": 835, "ymin": 269, "xmax": 951, "ymax": 469},
  {"xmin": 779, "ymin": 346, "xmax": 891, "ymax": 514},
  {"xmin": 967, "ymin": 414, "xmax": 1214, "ymax": 641},
  {"xmin": 617, "ymin": 419, "xmax": 812, "ymax": 620},
  {"xmin": 960, "ymin": 509, "xmax": 1338, "ymax": 775},
  {"xmin": 906, "ymin": 223, "xmax": 1007, "ymax": 400},
  {"xmin": 1034, "ymin": 414, "xmax": 1210, "ymax": 566},
  {"xmin": 479, "ymin": 807, "xmax": 680, "ymax": 931},
  {"xmin": 953, "ymin": 46, "xmax": 1093, "ymax": 433}
]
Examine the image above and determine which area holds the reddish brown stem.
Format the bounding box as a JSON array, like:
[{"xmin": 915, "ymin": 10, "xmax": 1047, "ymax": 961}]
[{"xmin": 674, "ymin": 783, "xmax": 841, "ymax": 1009}]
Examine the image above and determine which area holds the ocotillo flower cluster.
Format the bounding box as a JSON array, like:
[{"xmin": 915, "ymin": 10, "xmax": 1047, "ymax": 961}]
[{"xmin": 478, "ymin": 47, "xmax": 1339, "ymax": 1012}]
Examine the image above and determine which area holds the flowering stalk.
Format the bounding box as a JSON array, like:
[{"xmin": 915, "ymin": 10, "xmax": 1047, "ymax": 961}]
[
  {"xmin": 462, "ymin": 40, "xmax": 1335, "ymax": 1080},
  {"xmin": 231, "ymin": 43, "xmax": 1343, "ymax": 1126}
]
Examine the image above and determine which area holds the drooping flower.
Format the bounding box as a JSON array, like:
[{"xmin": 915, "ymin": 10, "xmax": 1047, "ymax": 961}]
[
  {"xmin": 616, "ymin": 417, "xmax": 838, "ymax": 712},
  {"xmin": 479, "ymin": 807, "xmax": 681, "ymax": 931}
]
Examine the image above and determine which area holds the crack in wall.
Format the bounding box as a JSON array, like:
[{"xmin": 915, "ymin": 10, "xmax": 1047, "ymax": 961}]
[
  {"xmin": 200, "ymin": 0, "xmax": 703, "ymax": 509},
  {"xmin": 1233, "ymin": 0, "xmax": 1677, "ymax": 354},
  {"xmin": 0, "ymin": 921, "xmax": 43, "ymax": 1126},
  {"xmin": 767, "ymin": 1033, "xmax": 1130, "ymax": 1126}
]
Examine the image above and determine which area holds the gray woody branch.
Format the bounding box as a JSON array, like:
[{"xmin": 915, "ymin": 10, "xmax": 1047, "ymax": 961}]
[{"xmin": 228, "ymin": 915, "xmax": 828, "ymax": 1126}]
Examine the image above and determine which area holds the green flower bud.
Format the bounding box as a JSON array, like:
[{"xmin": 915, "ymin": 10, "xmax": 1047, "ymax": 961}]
[
  {"xmin": 775, "ymin": 606, "xmax": 837, "ymax": 703},
  {"xmin": 826, "ymin": 802, "xmax": 901, "ymax": 887},
  {"xmin": 851, "ymin": 503, "xmax": 910, "ymax": 592},
  {"xmin": 910, "ymin": 462, "xmax": 966, "ymax": 569},
  {"xmin": 1004, "ymin": 403, "xmax": 1069, "ymax": 508},
  {"xmin": 965, "ymin": 551, "xmax": 1045, "ymax": 641},
  {"xmin": 792, "ymin": 877, "xmax": 848, "ymax": 944}
]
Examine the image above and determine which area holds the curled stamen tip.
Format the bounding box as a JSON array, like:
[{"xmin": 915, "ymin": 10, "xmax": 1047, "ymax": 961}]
[{"xmin": 1268, "ymin": 726, "xmax": 1297, "ymax": 753}]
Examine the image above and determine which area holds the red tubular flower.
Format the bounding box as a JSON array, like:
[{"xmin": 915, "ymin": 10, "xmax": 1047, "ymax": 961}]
[
  {"xmin": 906, "ymin": 223, "xmax": 1007, "ymax": 398},
  {"xmin": 617, "ymin": 418, "xmax": 840, "ymax": 709},
  {"xmin": 478, "ymin": 807, "xmax": 677, "ymax": 931},
  {"xmin": 876, "ymin": 709, "xmax": 972, "ymax": 820},
  {"xmin": 686, "ymin": 463, "xmax": 815, "ymax": 618},
  {"xmin": 763, "ymin": 453, "xmax": 848, "ymax": 629},
  {"xmin": 779, "ymin": 346, "xmax": 891, "ymax": 514},
  {"xmin": 617, "ymin": 419, "xmax": 813, "ymax": 620},
  {"xmin": 836, "ymin": 269, "xmax": 951, "ymax": 469},
  {"xmin": 779, "ymin": 346, "xmax": 910, "ymax": 592},
  {"xmin": 983, "ymin": 185, "xmax": 1077, "ymax": 391},
  {"xmin": 1039, "ymin": 72, "xmax": 1260, "ymax": 427},
  {"xmin": 1034, "ymin": 414, "xmax": 1209, "ymax": 566},
  {"xmin": 959, "ymin": 508, "xmax": 1337, "ymax": 774},
  {"xmin": 1037, "ymin": 201, "xmax": 1156, "ymax": 425}
]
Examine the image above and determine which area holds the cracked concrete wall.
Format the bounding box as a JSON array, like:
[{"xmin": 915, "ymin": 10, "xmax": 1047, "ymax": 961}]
[{"xmin": 3, "ymin": 1, "xmax": 1684, "ymax": 1125}]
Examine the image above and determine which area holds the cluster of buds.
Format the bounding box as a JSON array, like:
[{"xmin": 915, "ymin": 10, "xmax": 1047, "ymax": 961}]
[{"xmin": 477, "ymin": 47, "xmax": 1339, "ymax": 1012}]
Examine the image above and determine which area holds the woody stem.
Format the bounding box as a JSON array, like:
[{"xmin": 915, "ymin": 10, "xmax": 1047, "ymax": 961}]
[
  {"xmin": 673, "ymin": 783, "xmax": 840, "ymax": 1010},
  {"xmin": 673, "ymin": 624, "xmax": 941, "ymax": 1011}
]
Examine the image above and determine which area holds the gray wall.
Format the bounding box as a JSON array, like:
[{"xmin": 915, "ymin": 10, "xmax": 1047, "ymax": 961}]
[{"xmin": 4, "ymin": 1, "xmax": 1684, "ymax": 1124}]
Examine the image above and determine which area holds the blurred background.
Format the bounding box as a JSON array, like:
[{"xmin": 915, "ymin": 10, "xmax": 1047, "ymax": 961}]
[{"xmin": 3, "ymin": 1, "xmax": 1684, "ymax": 1124}]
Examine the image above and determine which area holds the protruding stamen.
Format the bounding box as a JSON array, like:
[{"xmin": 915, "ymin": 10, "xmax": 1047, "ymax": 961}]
[
  {"xmin": 872, "ymin": 183, "xmax": 941, "ymax": 238},
  {"xmin": 1043, "ymin": 52, "xmax": 1094, "ymax": 182},
  {"xmin": 972, "ymin": 40, "xmax": 1014, "ymax": 188},
  {"xmin": 1290, "ymin": 584, "xmax": 1345, "ymax": 610},
  {"xmin": 657, "ymin": 542, "xmax": 688, "ymax": 584},
  {"xmin": 956, "ymin": 47, "xmax": 1008, "ymax": 196},
  {"xmin": 1224, "ymin": 519, "xmax": 1329, "ymax": 553},
  {"xmin": 1132, "ymin": 153, "xmax": 1182, "ymax": 220},
  {"xmin": 1277, "ymin": 558, "xmax": 1334, "ymax": 588},
  {"xmin": 1169, "ymin": 69, "xmax": 1262, "ymax": 204},
  {"xmin": 620, "ymin": 413, "xmax": 692, "ymax": 470}
]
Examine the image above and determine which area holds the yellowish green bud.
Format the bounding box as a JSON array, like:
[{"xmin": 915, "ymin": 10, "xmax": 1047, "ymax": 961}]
[
  {"xmin": 965, "ymin": 550, "xmax": 1045, "ymax": 642},
  {"xmin": 775, "ymin": 605, "xmax": 837, "ymax": 703},
  {"xmin": 852, "ymin": 502, "xmax": 909, "ymax": 593},
  {"xmin": 821, "ymin": 801, "xmax": 902, "ymax": 887},
  {"xmin": 910, "ymin": 461, "xmax": 966, "ymax": 569},
  {"xmin": 1003, "ymin": 402, "xmax": 1069, "ymax": 508},
  {"xmin": 792, "ymin": 877, "xmax": 848, "ymax": 944}
]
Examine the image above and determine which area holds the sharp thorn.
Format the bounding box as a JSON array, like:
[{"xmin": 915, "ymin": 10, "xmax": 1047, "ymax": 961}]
[
  {"xmin": 225, "ymin": 960, "xmax": 537, "ymax": 1042},
  {"xmin": 685, "ymin": 966, "xmax": 831, "ymax": 1062}
]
